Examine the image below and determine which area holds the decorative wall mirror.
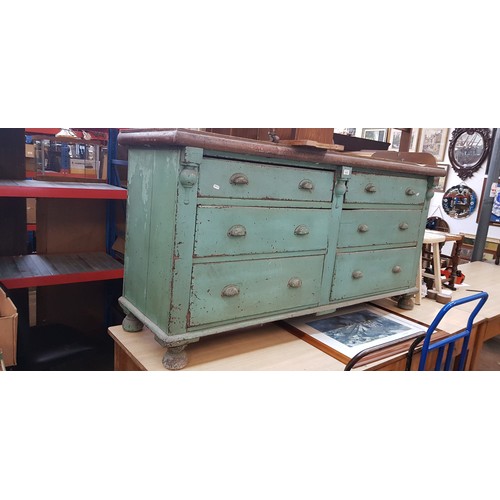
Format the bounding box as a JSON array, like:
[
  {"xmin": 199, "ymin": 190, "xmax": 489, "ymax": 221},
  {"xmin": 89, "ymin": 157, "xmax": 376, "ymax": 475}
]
[
  {"xmin": 449, "ymin": 128, "xmax": 491, "ymax": 180},
  {"xmin": 442, "ymin": 184, "xmax": 478, "ymax": 219}
]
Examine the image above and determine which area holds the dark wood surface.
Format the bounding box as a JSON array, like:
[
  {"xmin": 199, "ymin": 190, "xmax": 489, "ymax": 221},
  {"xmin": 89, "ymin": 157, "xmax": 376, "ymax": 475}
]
[
  {"xmin": 0, "ymin": 179, "xmax": 127, "ymax": 199},
  {"xmin": 0, "ymin": 252, "xmax": 123, "ymax": 289},
  {"xmin": 118, "ymin": 128, "xmax": 446, "ymax": 177}
]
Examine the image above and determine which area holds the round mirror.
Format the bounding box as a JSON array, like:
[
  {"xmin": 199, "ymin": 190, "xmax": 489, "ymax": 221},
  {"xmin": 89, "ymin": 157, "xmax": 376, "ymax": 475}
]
[
  {"xmin": 449, "ymin": 128, "xmax": 491, "ymax": 180},
  {"xmin": 442, "ymin": 184, "xmax": 478, "ymax": 219}
]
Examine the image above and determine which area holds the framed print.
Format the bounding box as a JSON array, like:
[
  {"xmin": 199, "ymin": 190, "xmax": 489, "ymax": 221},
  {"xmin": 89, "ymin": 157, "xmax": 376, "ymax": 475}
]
[
  {"xmin": 387, "ymin": 128, "xmax": 420, "ymax": 152},
  {"xmin": 418, "ymin": 128, "xmax": 450, "ymax": 161},
  {"xmin": 334, "ymin": 128, "xmax": 356, "ymax": 136},
  {"xmin": 476, "ymin": 178, "xmax": 500, "ymax": 226},
  {"xmin": 282, "ymin": 304, "xmax": 425, "ymax": 365},
  {"xmin": 433, "ymin": 163, "xmax": 450, "ymax": 193},
  {"xmin": 361, "ymin": 128, "xmax": 388, "ymax": 142}
]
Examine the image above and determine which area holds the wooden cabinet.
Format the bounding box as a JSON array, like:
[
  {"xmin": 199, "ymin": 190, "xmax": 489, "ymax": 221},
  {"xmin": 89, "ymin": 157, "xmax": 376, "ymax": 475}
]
[{"xmin": 117, "ymin": 128, "xmax": 444, "ymax": 369}]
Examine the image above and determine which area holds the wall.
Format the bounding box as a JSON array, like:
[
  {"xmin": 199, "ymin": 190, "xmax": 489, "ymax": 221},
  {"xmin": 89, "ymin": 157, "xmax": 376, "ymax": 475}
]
[{"xmin": 426, "ymin": 128, "xmax": 500, "ymax": 242}]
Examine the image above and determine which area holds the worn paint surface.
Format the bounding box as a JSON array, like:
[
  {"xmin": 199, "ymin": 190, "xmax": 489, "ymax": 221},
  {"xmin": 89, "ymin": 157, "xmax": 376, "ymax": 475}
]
[
  {"xmin": 194, "ymin": 206, "xmax": 330, "ymax": 257},
  {"xmin": 337, "ymin": 209, "xmax": 422, "ymax": 248},
  {"xmin": 188, "ymin": 255, "xmax": 325, "ymax": 327},
  {"xmin": 344, "ymin": 172, "xmax": 428, "ymax": 206},
  {"xmin": 331, "ymin": 247, "xmax": 418, "ymax": 302}
]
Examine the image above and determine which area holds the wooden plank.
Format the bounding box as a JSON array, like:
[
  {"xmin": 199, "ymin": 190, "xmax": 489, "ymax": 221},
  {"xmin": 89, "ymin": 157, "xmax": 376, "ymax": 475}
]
[
  {"xmin": 0, "ymin": 252, "xmax": 123, "ymax": 289},
  {"xmin": 0, "ymin": 179, "xmax": 127, "ymax": 199},
  {"xmin": 36, "ymin": 199, "xmax": 107, "ymax": 254}
]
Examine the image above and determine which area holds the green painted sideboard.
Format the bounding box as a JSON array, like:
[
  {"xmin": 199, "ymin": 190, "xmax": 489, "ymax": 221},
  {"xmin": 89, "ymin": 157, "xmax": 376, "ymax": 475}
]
[{"xmin": 118, "ymin": 129, "xmax": 445, "ymax": 369}]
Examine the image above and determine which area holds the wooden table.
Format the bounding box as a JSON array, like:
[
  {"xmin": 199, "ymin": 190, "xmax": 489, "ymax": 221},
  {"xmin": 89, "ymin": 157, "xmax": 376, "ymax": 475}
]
[
  {"xmin": 109, "ymin": 261, "xmax": 499, "ymax": 371},
  {"xmin": 109, "ymin": 324, "xmax": 348, "ymax": 371},
  {"xmin": 374, "ymin": 260, "xmax": 500, "ymax": 370}
]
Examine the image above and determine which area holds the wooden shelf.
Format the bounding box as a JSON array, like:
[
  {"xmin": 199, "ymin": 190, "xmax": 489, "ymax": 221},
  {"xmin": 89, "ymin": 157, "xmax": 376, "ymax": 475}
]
[
  {"xmin": 0, "ymin": 252, "xmax": 124, "ymax": 289},
  {"xmin": 0, "ymin": 180, "xmax": 127, "ymax": 200}
]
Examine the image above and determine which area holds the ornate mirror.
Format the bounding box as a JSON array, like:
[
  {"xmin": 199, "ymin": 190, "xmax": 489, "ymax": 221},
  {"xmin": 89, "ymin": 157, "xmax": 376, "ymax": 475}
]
[
  {"xmin": 449, "ymin": 128, "xmax": 491, "ymax": 180},
  {"xmin": 442, "ymin": 184, "xmax": 478, "ymax": 219}
]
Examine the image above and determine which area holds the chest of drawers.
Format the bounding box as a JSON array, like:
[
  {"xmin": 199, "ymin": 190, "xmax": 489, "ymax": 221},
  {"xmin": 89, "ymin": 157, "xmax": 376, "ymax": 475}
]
[{"xmin": 118, "ymin": 129, "xmax": 444, "ymax": 369}]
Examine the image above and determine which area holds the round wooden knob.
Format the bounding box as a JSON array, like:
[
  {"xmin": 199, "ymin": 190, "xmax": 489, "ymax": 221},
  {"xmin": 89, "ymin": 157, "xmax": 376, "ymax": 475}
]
[{"xmin": 352, "ymin": 270, "xmax": 364, "ymax": 279}]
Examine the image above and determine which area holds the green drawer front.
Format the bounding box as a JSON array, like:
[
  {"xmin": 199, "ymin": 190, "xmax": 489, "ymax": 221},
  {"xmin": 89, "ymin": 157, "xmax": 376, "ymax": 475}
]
[
  {"xmin": 331, "ymin": 247, "xmax": 417, "ymax": 302},
  {"xmin": 198, "ymin": 158, "xmax": 334, "ymax": 202},
  {"xmin": 344, "ymin": 172, "xmax": 427, "ymax": 205},
  {"xmin": 189, "ymin": 255, "xmax": 324, "ymax": 326},
  {"xmin": 194, "ymin": 206, "xmax": 330, "ymax": 257},
  {"xmin": 338, "ymin": 209, "xmax": 422, "ymax": 248}
]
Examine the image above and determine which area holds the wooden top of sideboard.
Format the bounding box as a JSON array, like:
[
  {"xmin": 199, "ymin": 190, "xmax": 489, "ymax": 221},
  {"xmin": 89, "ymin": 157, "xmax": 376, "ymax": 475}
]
[{"xmin": 118, "ymin": 128, "xmax": 446, "ymax": 177}]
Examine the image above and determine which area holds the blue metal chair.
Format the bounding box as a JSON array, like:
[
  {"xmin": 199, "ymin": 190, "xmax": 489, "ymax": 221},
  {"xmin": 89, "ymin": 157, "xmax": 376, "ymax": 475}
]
[
  {"xmin": 344, "ymin": 291, "xmax": 488, "ymax": 371},
  {"xmin": 416, "ymin": 291, "xmax": 488, "ymax": 371}
]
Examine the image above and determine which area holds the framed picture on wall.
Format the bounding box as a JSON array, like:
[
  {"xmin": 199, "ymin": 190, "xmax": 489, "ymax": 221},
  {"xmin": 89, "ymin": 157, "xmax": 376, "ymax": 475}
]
[
  {"xmin": 361, "ymin": 128, "xmax": 388, "ymax": 142},
  {"xmin": 433, "ymin": 163, "xmax": 450, "ymax": 193},
  {"xmin": 417, "ymin": 128, "xmax": 450, "ymax": 161},
  {"xmin": 476, "ymin": 178, "xmax": 500, "ymax": 226},
  {"xmin": 387, "ymin": 128, "xmax": 420, "ymax": 152}
]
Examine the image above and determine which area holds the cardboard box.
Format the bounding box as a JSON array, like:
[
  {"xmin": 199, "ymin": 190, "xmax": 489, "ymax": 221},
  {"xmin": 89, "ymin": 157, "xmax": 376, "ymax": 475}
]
[
  {"xmin": 70, "ymin": 159, "xmax": 86, "ymax": 175},
  {"xmin": 25, "ymin": 144, "xmax": 35, "ymax": 158},
  {"xmin": 0, "ymin": 288, "xmax": 18, "ymax": 367}
]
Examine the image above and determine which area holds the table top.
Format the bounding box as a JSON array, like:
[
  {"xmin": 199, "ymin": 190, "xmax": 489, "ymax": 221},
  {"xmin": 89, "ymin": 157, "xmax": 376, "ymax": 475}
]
[
  {"xmin": 108, "ymin": 324, "xmax": 347, "ymax": 371},
  {"xmin": 374, "ymin": 260, "xmax": 500, "ymax": 332}
]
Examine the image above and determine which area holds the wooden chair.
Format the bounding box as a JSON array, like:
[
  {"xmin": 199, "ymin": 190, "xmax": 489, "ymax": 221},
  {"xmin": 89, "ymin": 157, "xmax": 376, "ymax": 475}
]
[{"xmin": 416, "ymin": 230, "xmax": 446, "ymax": 304}]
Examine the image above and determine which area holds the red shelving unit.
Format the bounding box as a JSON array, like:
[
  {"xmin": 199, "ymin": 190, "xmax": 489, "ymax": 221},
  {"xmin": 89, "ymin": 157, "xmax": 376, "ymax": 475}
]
[{"xmin": 0, "ymin": 179, "xmax": 127, "ymax": 290}]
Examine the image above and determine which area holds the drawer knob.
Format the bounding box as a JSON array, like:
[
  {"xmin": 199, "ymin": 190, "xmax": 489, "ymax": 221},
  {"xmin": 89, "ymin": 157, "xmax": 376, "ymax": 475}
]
[
  {"xmin": 392, "ymin": 265, "xmax": 402, "ymax": 274},
  {"xmin": 405, "ymin": 188, "xmax": 417, "ymax": 196},
  {"xmin": 221, "ymin": 285, "xmax": 240, "ymax": 297},
  {"xmin": 294, "ymin": 225, "xmax": 310, "ymax": 236},
  {"xmin": 299, "ymin": 179, "xmax": 314, "ymax": 191},
  {"xmin": 399, "ymin": 222, "xmax": 409, "ymax": 230},
  {"xmin": 227, "ymin": 225, "xmax": 247, "ymax": 237},
  {"xmin": 352, "ymin": 270, "xmax": 364, "ymax": 279},
  {"xmin": 358, "ymin": 224, "xmax": 369, "ymax": 233},
  {"xmin": 365, "ymin": 183, "xmax": 377, "ymax": 193},
  {"xmin": 288, "ymin": 278, "xmax": 302, "ymax": 288},
  {"xmin": 230, "ymin": 173, "xmax": 249, "ymax": 185}
]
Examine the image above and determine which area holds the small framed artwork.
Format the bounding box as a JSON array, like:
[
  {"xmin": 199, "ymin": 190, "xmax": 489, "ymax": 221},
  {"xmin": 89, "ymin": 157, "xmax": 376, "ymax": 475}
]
[
  {"xmin": 417, "ymin": 128, "xmax": 450, "ymax": 161},
  {"xmin": 476, "ymin": 178, "xmax": 500, "ymax": 226},
  {"xmin": 334, "ymin": 128, "xmax": 357, "ymax": 136},
  {"xmin": 387, "ymin": 128, "xmax": 420, "ymax": 152},
  {"xmin": 442, "ymin": 183, "xmax": 478, "ymax": 219},
  {"xmin": 281, "ymin": 304, "xmax": 425, "ymax": 365},
  {"xmin": 361, "ymin": 128, "xmax": 388, "ymax": 142},
  {"xmin": 433, "ymin": 163, "xmax": 450, "ymax": 193}
]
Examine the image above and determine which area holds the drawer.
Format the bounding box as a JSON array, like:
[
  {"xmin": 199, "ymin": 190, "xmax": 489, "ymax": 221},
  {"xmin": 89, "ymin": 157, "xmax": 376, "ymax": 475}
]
[
  {"xmin": 344, "ymin": 172, "xmax": 427, "ymax": 205},
  {"xmin": 194, "ymin": 206, "xmax": 330, "ymax": 257},
  {"xmin": 198, "ymin": 158, "xmax": 334, "ymax": 202},
  {"xmin": 331, "ymin": 247, "xmax": 418, "ymax": 302},
  {"xmin": 338, "ymin": 209, "xmax": 422, "ymax": 248},
  {"xmin": 189, "ymin": 255, "xmax": 324, "ymax": 326}
]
